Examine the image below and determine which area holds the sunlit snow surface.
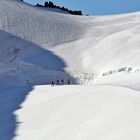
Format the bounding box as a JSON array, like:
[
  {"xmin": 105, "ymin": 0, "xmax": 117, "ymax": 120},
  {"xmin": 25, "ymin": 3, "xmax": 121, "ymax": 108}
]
[
  {"xmin": 15, "ymin": 85, "xmax": 140, "ymax": 140},
  {"xmin": 1, "ymin": 0, "xmax": 140, "ymax": 140}
]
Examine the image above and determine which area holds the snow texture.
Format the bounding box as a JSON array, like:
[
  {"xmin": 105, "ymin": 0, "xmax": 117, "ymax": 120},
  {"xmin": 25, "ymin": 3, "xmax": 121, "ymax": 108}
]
[{"xmin": 0, "ymin": 0, "xmax": 140, "ymax": 140}]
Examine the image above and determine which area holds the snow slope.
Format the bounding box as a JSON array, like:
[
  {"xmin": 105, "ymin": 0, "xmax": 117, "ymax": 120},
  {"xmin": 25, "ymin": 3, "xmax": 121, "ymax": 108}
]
[
  {"xmin": 1, "ymin": 0, "xmax": 140, "ymax": 140},
  {"xmin": 15, "ymin": 85, "xmax": 140, "ymax": 140},
  {"xmin": 52, "ymin": 13, "xmax": 140, "ymax": 77},
  {"xmin": 0, "ymin": 0, "xmax": 140, "ymax": 83},
  {"xmin": 0, "ymin": 0, "xmax": 85, "ymax": 46},
  {"xmin": 40, "ymin": 7, "xmax": 70, "ymax": 14}
]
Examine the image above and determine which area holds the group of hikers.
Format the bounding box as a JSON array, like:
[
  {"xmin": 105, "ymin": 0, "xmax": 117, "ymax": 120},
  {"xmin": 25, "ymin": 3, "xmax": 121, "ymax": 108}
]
[{"xmin": 51, "ymin": 79, "xmax": 70, "ymax": 86}]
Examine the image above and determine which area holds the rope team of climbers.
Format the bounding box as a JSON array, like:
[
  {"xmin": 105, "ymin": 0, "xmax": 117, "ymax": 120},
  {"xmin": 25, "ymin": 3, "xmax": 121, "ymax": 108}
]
[{"xmin": 51, "ymin": 79, "xmax": 70, "ymax": 86}]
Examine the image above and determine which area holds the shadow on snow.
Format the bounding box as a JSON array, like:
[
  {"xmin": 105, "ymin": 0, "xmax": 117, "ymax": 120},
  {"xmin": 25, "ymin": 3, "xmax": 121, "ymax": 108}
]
[{"xmin": 0, "ymin": 30, "xmax": 76, "ymax": 140}]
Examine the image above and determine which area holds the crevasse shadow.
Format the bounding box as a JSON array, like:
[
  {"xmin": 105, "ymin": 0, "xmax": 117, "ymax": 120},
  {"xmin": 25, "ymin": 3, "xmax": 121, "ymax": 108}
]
[{"xmin": 0, "ymin": 30, "xmax": 76, "ymax": 140}]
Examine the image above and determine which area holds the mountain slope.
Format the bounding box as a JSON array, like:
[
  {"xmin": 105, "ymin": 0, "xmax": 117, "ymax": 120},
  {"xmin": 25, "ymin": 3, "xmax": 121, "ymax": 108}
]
[
  {"xmin": 0, "ymin": 0, "xmax": 140, "ymax": 84},
  {"xmin": 0, "ymin": 0, "xmax": 85, "ymax": 47},
  {"xmin": 1, "ymin": 1, "xmax": 140, "ymax": 140}
]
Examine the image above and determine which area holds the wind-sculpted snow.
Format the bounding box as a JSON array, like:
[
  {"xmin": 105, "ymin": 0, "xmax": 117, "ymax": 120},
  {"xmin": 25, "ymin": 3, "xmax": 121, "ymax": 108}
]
[
  {"xmin": 0, "ymin": 30, "xmax": 76, "ymax": 85},
  {"xmin": 0, "ymin": 0, "xmax": 140, "ymax": 79},
  {"xmin": 1, "ymin": 0, "xmax": 140, "ymax": 140},
  {"xmin": 0, "ymin": 0, "xmax": 85, "ymax": 47}
]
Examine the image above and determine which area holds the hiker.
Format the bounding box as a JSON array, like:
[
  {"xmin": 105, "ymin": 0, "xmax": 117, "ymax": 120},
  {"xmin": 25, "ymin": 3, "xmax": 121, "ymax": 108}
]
[
  {"xmin": 61, "ymin": 79, "xmax": 64, "ymax": 85},
  {"xmin": 56, "ymin": 80, "xmax": 60, "ymax": 85},
  {"xmin": 67, "ymin": 79, "xmax": 70, "ymax": 85},
  {"xmin": 51, "ymin": 81, "xmax": 54, "ymax": 86}
]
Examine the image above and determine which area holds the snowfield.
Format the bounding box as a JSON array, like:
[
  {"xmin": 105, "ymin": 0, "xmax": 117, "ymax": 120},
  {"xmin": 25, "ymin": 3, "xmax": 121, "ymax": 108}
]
[
  {"xmin": 1, "ymin": 0, "xmax": 140, "ymax": 140},
  {"xmin": 14, "ymin": 85, "xmax": 140, "ymax": 140}
]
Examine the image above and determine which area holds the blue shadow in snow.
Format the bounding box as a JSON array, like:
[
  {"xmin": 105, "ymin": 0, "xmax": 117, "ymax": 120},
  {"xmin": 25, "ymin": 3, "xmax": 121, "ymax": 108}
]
[{"xmin": 0, "ymin": 30, "xmax": 76, "ymax": 140}]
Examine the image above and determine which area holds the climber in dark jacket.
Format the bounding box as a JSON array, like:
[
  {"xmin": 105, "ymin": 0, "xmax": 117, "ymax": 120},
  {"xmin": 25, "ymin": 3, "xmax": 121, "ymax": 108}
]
[
  {"xmin": 67, "ymin": 79, "xmax": 70, "ymax": 85},
  {"xmin": 56, "ymin": 80, "xmax": 60, "ymax": 85},
  {"xmin": 51, "ymin": 81, "xmax": 54, "ymax": 86}
]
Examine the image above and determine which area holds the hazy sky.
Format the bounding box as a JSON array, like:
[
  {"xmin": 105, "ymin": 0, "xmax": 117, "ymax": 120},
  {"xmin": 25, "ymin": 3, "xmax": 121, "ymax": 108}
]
[{"xmin": 24, "ymin": 0, "xmax": 140, "ymax": 15}]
